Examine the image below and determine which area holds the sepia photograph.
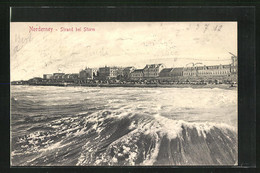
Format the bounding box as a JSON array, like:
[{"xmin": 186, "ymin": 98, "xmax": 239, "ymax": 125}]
[{"xmin": 10, "ymin": 22, "xmax": 238, "ymax": 166}]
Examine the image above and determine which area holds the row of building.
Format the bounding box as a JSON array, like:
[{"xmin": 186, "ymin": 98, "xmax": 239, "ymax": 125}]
[
  {"xmin": 131, "ymin": 55, "xmax": 237, "ymax": 80},
  {"xmin": 42, "ymin": 66, "xmax": 136, "ymax": 80},
  {"xmin": 42, "ymin": 55, "xmax": 237, "ymax": 82}
]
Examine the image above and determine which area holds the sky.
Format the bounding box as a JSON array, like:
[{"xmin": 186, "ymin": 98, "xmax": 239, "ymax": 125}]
[{"xmin": 10, "ymin": 22, "xmax": 237, "ymax": 81}]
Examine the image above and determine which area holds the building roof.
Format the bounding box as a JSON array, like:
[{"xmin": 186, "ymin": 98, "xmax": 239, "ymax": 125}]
[
  {"xmin": 196, "ymin": 66, "xmax": 204, "ymax": 70},
  {"xmin": 99, "ymin": 66, "xmax": 110, "ymax": 69},
  {"xmin": 124, "ymin": 66, "xmax": 135, "ymax": 70},
  {"xmin": 183, "ymin": 67, "xmax": 196, "ymax": 70},
  {"xmin": 99, "ymin": 66, "xmax": 122, "ymax": 70},
  {"xmin": 144, "ymin": 64, "xmax": 164, "ymax": 68},
  {"xmin": 29, "ymin": 77, "xmax": 42, "ymax": 81},
  {"xmin": 85, "ymin": 67, "xmax": 94, "ymax": 70},
  {"xmin": 223, "ymin": 64, "xmax": 231, "ymax": 68},
  {"xmin": 160, "ymin": 68, "xmax": 173, "ymax": 73},
  {"xmin": 172, "ymin": 67, "xmax": 184, "ymax": 72},
  {"xmin": 132, "ymin": 69, "xmax": 143, "ymax": 73},
  {"xmin": 53, "ymin": 73, "xmax": 65, "ymax": 75}
]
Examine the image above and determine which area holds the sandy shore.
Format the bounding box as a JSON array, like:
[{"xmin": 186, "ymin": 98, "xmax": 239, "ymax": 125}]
[
  {"xmin": 20, "ymin": 83, "xmax": 237, "ymax": 90},
  {"xmin": 90, "ymin": 84, "xmax": 236, "ymax": 90},
  {"xmin": 11, "ymin": 83, "xmax": 237, "ymax": 89}
]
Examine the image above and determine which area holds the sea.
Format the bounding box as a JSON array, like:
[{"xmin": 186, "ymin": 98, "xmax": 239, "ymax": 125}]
[{"xmin": 10, "ymin": 85, "xmax": 238, "ymax": 166}]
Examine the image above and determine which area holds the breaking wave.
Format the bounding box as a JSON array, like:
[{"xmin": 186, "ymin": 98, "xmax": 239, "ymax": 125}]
[
  {"xmin": 11, "ymin": 86, "xmax": 237, "ymax": 166},
  {"xmin": 11, "ymin": 109, "xmax": 237, "ymax": 166}
]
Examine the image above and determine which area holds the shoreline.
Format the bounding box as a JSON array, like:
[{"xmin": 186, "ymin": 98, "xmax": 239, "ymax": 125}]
[{"xmin": 11, "ymin": 83, "xmax": 237, "ymax": 90}]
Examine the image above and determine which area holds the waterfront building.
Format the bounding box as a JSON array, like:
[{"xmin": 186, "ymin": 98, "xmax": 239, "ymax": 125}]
[
  {"xmin": 183, "ymin": 65, "xmax": 231, "ymax": 77},
  {"xmin": 79, "ymin": 70, "xmax": 88, "ymax": 79},
  {"xmin": 116, "ymin": 67, "xmax": 125, "ymax": 77},
  {"xmin": 79, "ymin": 67, "xmax": 98, "ymax": 79},
  {"xmin": 11, "ymin": 80, "xmax": 28, "ymax": 85},
  {"xmin": 183, "ymin": 67, "xmax": 197, "ymax": 77},
  {"xmin": 68, "ymin": 73, "xmax": 79, "ymax": 79},
  {"xmin": 143, "ymin": 64, "xmax": 165, "ymax": 78},
  {"xmin": 99, "ymin": 66, "xmax": 110, "ymax": 78},
  {"xmin": 61, "ymin": 73, "xmax": 79, "ymax": 81},
  {"xmin": 130, "ymin": 69, "xmax": 144, "ymax": 80},
  {"xmin": 123, "ymin": 66, "xmax": 136, "ymax": 79},
  {"xmin": 171, "ymin": 67, "xmax": 184, "ymax": 77},
  {"xmin": 159, "ymin": 67, "xmax": 184, "ymax": 78},
  {"xmin": 159, "ymin": 67, "xmax": 183, "ymax": 81},
  {"xmin": 28, "ymin": 77, "xmax": 43, "ymax": 84},
  {"xmin": 196, "ymin": 65, "xmax": 231, "ymax": 76},
  {"xmin": 62, "ymin": 74, "xmax": 70, "ymax": 79},
  {"xmin": 53, "ymin": 73, "xmax": 65, "ymax": 80},
  {"xmin": 99, "ymin": 66, "xmax": 122, "ymax": 79},
  {"xmin": 43, "ymin": 74, "xmax": 53, "ymax": 79},
  {"xmin": 159, "ymin": 68, "xmax": 174, "ymax": 78}
]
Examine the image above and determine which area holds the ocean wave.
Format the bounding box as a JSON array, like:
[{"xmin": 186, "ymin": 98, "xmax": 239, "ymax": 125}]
[
  {"xmin": 11, "ymin": 86, "xmax": 237, "ymax": 166},
  {"xmin": 11, "ymin": 109, "xmax": 237, "ymax": 166}
]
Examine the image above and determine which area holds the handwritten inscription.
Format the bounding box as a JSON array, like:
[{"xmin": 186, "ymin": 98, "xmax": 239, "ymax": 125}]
[
  {"xmin": 13, "ymin": 33, "xmax": 32, "ymax": 54},
  {"xmin": 200, "ymin": 24, "xmax": 223, "ymax": 32}
]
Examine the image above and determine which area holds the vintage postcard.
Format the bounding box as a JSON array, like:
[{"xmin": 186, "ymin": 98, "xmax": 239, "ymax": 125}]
[{"xmin": 10, "ymin": 22, "xmax": 237, "ymax": 166}]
